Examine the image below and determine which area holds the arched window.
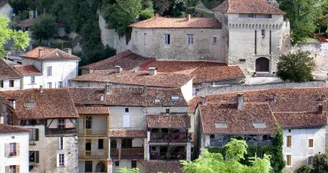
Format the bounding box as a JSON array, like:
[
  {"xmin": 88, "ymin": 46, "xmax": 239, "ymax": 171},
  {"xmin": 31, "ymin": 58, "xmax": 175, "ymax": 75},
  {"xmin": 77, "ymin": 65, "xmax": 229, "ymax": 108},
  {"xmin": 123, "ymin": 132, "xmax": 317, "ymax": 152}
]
[
  {"xmin": 96, "ymin": 161, "xmax": 105, "ymax": 172},
  {"xmin": 256, "ymin": 57, "xmax": 269, "ymax": 72}
]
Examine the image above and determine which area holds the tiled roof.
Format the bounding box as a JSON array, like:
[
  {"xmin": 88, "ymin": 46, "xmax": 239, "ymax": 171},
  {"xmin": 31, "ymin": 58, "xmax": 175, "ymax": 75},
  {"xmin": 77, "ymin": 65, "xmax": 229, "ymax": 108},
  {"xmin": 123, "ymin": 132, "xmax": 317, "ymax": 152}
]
[
  {"xmin": 14, "ymin": 65, "xmax": 42, "ymax": 75},
  {"xmin": 274, "ymin": 112, "xmax": 327, "ymax": 129},
  {"xmin": 0, "ymin": 88, "xmax": 79, "ymax": 120},
  {"xmin": 21, "ymin": 46, "xmax": 80, "ymax": 61},
  {"xmin": 147, "ymin": 114, "xmax": 190, "ymax": 128},
  {"xmin": 76, "ymin": 106, "xmax": 109, "ymax": 115},
  {"xmin": 68, "ymin": 86, "xmax": 188, "ymax": 107},
  {"xmin": 0, "ymin": 124, "xmax": 30, "ymax": 133},
  {"xmin": 17, "ymin": 18, "xmax": 35, "ymax": 28},
  {"xmin": 212, "ymin": 0, "xmax": 285, "ymax": 15},
  {"xmin": 0, "ymin": 59, "xmax": 22, "ymax": 79},
  {"xmin": 199, "ymin": 102, "xmax": 276, "ymax": 134},
  {"xmin": 109, "ymin": 129, "xmax": 147, "ymax": 138},
  {"xmin": 139, "ymin": 60, "xmax": 245, "ymax": 84},
  {"xmin": 141, "ymin": 161, "xmax": 183, "ymax": 173},
  {"xmin": 80, "ymin": 50, "xmax": 151, "ymax": 70},
  {"xmin": 130, "ymin": 17, "xmax": 221, "ymax": 29},
  {"xmin": 71, "ymin": 70, "xmax": 193, "ymax": 88}
]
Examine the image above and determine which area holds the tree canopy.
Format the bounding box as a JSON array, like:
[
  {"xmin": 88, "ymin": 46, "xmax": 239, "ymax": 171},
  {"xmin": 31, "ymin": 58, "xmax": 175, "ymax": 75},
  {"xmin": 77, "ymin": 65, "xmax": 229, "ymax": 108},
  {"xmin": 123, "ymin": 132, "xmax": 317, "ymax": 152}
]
[
  {"xmin": 277, "ymin": 51, "xmax": 316, "ymax": 82},
  {"xmin": 31, "ymin": 14, "xmax": 57, "ymax": 42},
  {"xmin": 0, "ymin": 14, "xmax": 29, "ymax": 57}
]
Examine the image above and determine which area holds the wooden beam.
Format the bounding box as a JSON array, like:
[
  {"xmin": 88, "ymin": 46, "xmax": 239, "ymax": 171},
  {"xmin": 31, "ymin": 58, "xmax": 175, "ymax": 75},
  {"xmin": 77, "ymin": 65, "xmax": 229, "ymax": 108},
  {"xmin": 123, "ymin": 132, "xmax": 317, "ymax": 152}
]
[{"xmin": 47, "ymin": 119, "xmax": 54, "ymax": 128}]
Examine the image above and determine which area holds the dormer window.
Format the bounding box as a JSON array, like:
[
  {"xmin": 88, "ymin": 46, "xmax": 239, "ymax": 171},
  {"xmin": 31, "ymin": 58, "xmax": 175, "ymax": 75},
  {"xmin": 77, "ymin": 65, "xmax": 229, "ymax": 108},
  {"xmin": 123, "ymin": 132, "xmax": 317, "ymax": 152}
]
[{"xmin": 171, "ymin": 95, "xmax": 180, "ymax": 101}]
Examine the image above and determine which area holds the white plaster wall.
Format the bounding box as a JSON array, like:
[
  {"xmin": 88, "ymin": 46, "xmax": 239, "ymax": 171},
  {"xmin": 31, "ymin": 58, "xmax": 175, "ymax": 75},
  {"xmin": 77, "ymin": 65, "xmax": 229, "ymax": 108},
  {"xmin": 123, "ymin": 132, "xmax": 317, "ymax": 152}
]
[
  {"xmin": 21, "ymin": 75, "xmax": 42, "ymax": 89},
  {"xmin": 131, "ymin": 28, "xmax": 227, "ymax": 62},
  {"xmin": 0, "ymin": 79, "xmax": 21, "ymax": 91},
  {"xmin": 109, "ymin": 107, "xmax": 145, "ymax": 129},
  {"xmin": 0, "ymin": 132, "xmax": 29, "ymax": 173},
  {"xmin": 181, "ymin": 79, "xmax": 193, "ymax": 102},
  {"xmin": 282, "ymin": 127, "xmax": 326, "ymax": 172},
  {"xmin": 21, "ymin": 58, "xmax": 42, "ymax": 70},
  {"xmin": 145, "ymin": 107, "xmax": 188, "ymax": 114}
]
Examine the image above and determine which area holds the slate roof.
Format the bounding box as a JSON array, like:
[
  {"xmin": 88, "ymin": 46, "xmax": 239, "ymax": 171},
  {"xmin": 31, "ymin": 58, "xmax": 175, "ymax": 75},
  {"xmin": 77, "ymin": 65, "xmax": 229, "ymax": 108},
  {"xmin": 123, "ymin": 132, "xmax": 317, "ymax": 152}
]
[
  {"xmin": 68, "ymin": 86, "xmax": 188, "ymax": 107},
  {"xmin": 147, "ymin": 114, "xmax": 190, "ymax": 128},
  {"xmin": 71, "ymin": 70, "xmax": 193, "ymax": 88},
  {"xmin": 212, "ymin": 0, "xmax": 285, "ymax": 14},
  {"xmin": 76, "ymin": 106, "xmax": 109, "ymax": 115},
  {"xmin": 130, "ymin": 17, "xmax": 221, "ymax": 29},
  {"xmin": 14, "ymin": 65, "xmax": 42, "ymax": 76},
  {"xmin": 141, "ymin": 161, "xmax": 183, "ymax": 173},
  {"xmin": 109, "ymin": 129, "xmax": 147, "ymax": 138},
  {"xmin": 274, "ymin": 112, "xmax": 327, "ymax": 129},
  {"xmin": 0, "ymin": 124, "xmax": 30, "ymax": 133},
  {"xmin": 80, "ymin": 50, "xmax": 151, "ymax": 70},
  {"xmin": 0, "ymin": 59, "xmax": 22, "ymax": 79},
  {"xmin": 21, "ymin": 46, "xmax": 80, "ymax": 61},
  {"xmin": 199, "ymin": 102, "xmax": 276, "ymax": 134},
  {"xmin": 0, "ymin": 88, "xmax": 79, "ymax": 120}
]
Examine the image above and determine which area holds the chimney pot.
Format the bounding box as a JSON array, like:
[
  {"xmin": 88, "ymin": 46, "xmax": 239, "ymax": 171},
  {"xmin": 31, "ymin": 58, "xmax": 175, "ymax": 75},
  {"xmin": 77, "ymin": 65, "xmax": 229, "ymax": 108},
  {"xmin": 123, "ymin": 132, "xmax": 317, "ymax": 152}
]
[
  {"xmin": 318, "ymin": 104, "xmax": 323, "ymax": 114},
  {"xmin": 186, "ymin": 14, "xmax": 191, "ymax": 21},
  {"xmin": 149, "ymin": 67, "xmax": 157, "ymax": 75},
  {"xmin": 155, "ymin": 12, "xmax": 159, "ymax": 18},
  {"xmin": 237, "ymin": 93, "xmax": 244, "ymax": 110},
  {"xmin": 115, "ymin": 65, "xmax": 123, "ymax": 73},
  {"xmin": 64, "ymin": 48, "xmax": 72, "ymax": 55},
  {"xmin": 38, "ymin": 49, "xmax": 43, "ymax": 57}
]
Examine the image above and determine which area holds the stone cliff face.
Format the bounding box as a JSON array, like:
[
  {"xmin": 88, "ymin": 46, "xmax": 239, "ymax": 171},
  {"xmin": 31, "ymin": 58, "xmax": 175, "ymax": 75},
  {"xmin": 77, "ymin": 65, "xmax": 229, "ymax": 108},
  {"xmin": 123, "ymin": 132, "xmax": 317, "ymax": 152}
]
[{"xmin": 0, "ymin": 3, "xmax": 13, "ymax": 20}]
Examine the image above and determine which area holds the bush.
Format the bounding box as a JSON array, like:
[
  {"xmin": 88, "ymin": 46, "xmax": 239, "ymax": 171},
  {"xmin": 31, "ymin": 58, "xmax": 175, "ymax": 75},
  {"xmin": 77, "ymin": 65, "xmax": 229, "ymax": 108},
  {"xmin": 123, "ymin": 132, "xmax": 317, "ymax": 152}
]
[
  {"xmin": 139, "ymin": 9, "xmax": 154, "ymax": 20},
  {"xmin": 277, "ymin": 51, "xmax": 316, "ymax": 82},
  {"xmin": 31, "ymin": 14, "xmax": 57, "ymax": 42},
  {"xmin": 296, "ymin": 165, "xmax": 313, "ymax": 173}
]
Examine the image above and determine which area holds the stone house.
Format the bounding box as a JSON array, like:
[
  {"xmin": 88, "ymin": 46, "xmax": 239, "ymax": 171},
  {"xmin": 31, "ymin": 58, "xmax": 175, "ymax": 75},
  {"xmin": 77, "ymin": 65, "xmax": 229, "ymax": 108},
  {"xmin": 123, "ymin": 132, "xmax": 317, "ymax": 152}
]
[
  {"xmin": 0, "ymin": 59, "xmax": 22, "ymax": 91},
  {"xmin": 0, "ymin": 124, "xmax": 30, "ymax": 173},
  {"xmin": 13, "ymin": 65, "xmax": 42, "ymax": 89},
  {"xmin": 0, "ymin": 88, "xmax": 79, "ymax": 173}
]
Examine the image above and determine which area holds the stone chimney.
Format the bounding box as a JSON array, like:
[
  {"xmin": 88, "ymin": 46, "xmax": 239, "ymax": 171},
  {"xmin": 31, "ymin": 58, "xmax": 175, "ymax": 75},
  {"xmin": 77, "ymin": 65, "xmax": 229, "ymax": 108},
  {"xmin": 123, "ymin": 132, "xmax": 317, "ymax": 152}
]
[
  {"xmin": 155, "ymin": 12, "xmax": 159, "ymax": 18},
  {"xmin": 186, "ymin": 14, "xmax": 191, "ymax": 21},
  {"xmin": 64, "ymin": 48, "xmax": 72, "ymax": 55},
  {"xmin": 237, "ymin": 93, "xmax": 244, "ymax": 110},
  {"xmin": 149, "ymin": 67, "xmax": 157, "ymax": 75},
  {"xmin": 105, "ymin": 84, "xmax": 112, "ymax": 95},
  {"xmin": 40, "ymin": 85, "xmax": 44, "ymax": 93},
  {"xmin": 38, "ymin": 49, "xmax": 43, "ymax": 57},
  {"xmin": 318, "ymin": 104, "xmax": 323, "ymax": 114},
  {"xmin": 115, "ymin": 65, "xmax": 123, "ymax": 73}
]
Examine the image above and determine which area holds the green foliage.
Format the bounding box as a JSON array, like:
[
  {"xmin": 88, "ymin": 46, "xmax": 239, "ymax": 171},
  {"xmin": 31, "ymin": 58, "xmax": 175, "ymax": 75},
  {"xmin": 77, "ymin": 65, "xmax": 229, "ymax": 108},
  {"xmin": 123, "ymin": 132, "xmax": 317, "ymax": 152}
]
[
  {"xmin": 296, "ymin": 165, "xmax": 313, "ymax": 173},
  {"xmin": 202, "ymin": 0, "xmax": 224, "ymax": 9},
  {"xmin": 31, "ymin": 14, "xmax": 57, "ymax": 42},
  {"xmin": 0, "ymin": 14, "xmax": 29, "ymax": 57},
  {"xmin": 8, "ymin": 0, "xmax": 33, "ymax": 13},
  {"xmin": 277, "ymin": 51, "xmax": 316, "ymax": 82},
  {"xmin": 119, "ymin": 168, "xmax": 140, "ymax": 173},
  {"xmin": 312, "ymin": 153, "xmax": 328, "ymax": 172},
  {"xmin": 153, "ymin": 0, "xmax": 199, "ymax": 16},
  {"xmin": 153, "ymin": 0, "xmax": 171, "ymax": 15},
  {"xmin": 139, "ymin": 9, "xmax": 155, "ymax": 20},
  {"xmin": 181, "ymin": 139, "xmax": 272, "ymax": 173}
]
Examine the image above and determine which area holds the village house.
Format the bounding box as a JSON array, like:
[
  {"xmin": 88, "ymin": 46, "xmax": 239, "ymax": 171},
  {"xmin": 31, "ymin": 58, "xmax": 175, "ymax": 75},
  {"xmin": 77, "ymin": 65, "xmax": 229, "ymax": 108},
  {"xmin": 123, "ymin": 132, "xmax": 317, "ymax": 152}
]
[
  {"xmin": 68, "ymin": 86, "xmax": 191, "ymax": 173},
  {"xmin": 189, "ymin": 88, "xmax": 328, "ymax": 171},
  {"xmin": 0, "ymin": 88, "xmax": 79, "ymax": 173},
  {"xmin": 0, "ymin": 59, "xmax": 22, "ymax": 91},
  {"xmin": 13, "ymin": 65, "xmax": 42, "ymax": 89},
  {"xmin": 0, "ymin": 124, "xmax": 30, "ymax": 173}
]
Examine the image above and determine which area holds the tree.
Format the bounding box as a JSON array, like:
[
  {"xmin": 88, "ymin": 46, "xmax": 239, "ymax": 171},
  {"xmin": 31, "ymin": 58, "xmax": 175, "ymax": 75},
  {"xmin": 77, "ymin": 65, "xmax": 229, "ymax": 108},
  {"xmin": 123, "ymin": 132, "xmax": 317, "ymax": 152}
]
[
  {"xmin": 31, "ymin": 14, "xmax": 57, "ymax": 42},
  {"xmin": 277, "ymin": 51, "xmax": 315, "ymax": 82},
  {"xmin": 119, "ymin": 168, "xmax": 140, "ymax": 173},
  {"xmin": 0, "ymin": 14, "xmax": 29, "ymax": 57},
  {"xmin": 153, "ymin": 0, "xmax": 171, "ymax": 15},
  {"xmin": 180, "ymin": 139, "xmax": 272, "ymax": 173}
]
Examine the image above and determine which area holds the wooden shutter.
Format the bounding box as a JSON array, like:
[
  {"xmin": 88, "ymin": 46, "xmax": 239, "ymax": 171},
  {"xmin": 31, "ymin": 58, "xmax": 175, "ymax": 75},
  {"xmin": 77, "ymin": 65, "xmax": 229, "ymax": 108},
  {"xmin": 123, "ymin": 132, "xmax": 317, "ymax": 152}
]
[
  {"xmin": 287, "ymin": 155, "xmax": 292, "ymax": 166},
  {"xmin": 16, "ymin": 143, "xmax": 20, "ymax": 156},
  {"xmin": 35, "ymin": 151, "xmax": 39, "ymax": 163},
  {"xmin": 35, "ymin": 129, "xmax": 39, "ymax": 141},
  {"xmin": 5, "ymin": 143, "xmax": 9, "ymax": 157},
  {"xmin": 309, "ymin": 139, "xmax": 314, "ymax": 147},
  {"xmin": 5, "ymin": 166, "xmax": 9, "ymax": 173},
  {"xmin": 287, "ymin": 136, "xmax": 292, "ymax": 147},
  {"xmin": 16, "ymin": 165, "xmax": 20, "ymax": 173}
]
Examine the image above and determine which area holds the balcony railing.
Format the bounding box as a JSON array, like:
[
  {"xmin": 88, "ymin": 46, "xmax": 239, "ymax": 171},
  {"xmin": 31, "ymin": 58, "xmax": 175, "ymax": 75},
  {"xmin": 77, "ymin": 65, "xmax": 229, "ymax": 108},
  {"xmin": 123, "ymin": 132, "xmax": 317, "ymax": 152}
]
[
  {"xmin": 78, "ymin": 129, "xmax": 108, "ymax": 136},
  {"xmin": 150, "ymin": 132, "xmax": 188, "ymax": 143},
  {"xmin": 111, "ymin": 148, "xmax": 144, "ymax": 160},
  {"xmin": 79, "ymin": 150, "xmax": 107, "ymax": 159},
  {"xmin": 45, "ymin": 128, "xmax": 77, "ymax": 137},
  {"xmin": 150, "ymin": 152, "xmax": 186, "ymax": 160}
]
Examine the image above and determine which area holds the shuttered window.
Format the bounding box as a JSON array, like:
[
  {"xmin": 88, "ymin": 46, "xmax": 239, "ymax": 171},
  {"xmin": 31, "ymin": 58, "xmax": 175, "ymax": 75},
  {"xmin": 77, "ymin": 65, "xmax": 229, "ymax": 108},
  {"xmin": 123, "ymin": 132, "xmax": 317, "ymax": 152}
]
[
  {"xmin": 287, "ymin": 136, "xmax": 292, "ymax": 147},
  {"xmin": 287, "ymin": 155, "xmax": 292, "ymax": 166},
  {"xmin": 309, "ymin": 139, "xmax": 314, "ymax": 148}
]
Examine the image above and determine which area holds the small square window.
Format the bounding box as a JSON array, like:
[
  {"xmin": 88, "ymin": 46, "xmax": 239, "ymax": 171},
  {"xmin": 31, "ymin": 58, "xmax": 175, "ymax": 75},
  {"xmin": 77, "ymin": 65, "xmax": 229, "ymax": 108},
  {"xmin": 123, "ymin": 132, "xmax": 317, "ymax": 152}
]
[
  {"xmin": 166, "ymin": 109, "xmax": 170, "ymax": 114},
  {"xmin": 187, "ymin": 34, "xmax": 194, "ymax": 45},
  {"xmin": 164, "ymin": 34, "xmax": 170, "ymax": 45},
  {"xmin": 0, "ymin": 80, "xmax": 3, "ymax": 88},
  {"xmin": 115, "ymin": 161, "xmax": 119, "ymax": 166},
  {"xmin": 210, "ymin": 134, "xmax": 215, "ymax": 139},
  {"xmin": 132, "ymin": 160, "xmax": 137, "ymax": 168},
  {"xmin": 9, "ymin": 80, "xmax": 14, "ymax": 87},
  {"xmin": 125, "ymin": 108, "xmax": 129, "ymax": 113},
  {"xmin": 31, "ymin": 76, "xmax": 35, "ymax": 84},
  {"xmin": 212, "ymin": 37, "xmax": 217, "ymax": 44},
  {"xmin": 288, "ymin": 129, "xmax": 291, "ymax": 132},
  {"xmin": 261, "ymin": 29, "xmax": 265, "ymax": 37}
]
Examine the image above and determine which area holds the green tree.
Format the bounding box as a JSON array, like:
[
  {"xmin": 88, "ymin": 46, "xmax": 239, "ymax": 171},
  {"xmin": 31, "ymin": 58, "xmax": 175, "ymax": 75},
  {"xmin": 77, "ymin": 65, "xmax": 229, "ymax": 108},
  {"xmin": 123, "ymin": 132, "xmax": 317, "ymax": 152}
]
[
  {"xmin": 296, "ymin": 165, "xmax": 313, "ymax": 173},
  {"xmin": 180, "ymin": 139, "xmax": 272, "ymax": 173},
  {"xmin": 139, "ymin": 9, "xmax": 155, "ymax": 20},
  {"xmin": 0, "ymin": 14, "xmax": 29, "ymax": 57},
  {"xmin": 153, "ymin": 0, "xmax": 171, "ymax": 15},
  {"xmin": 277, "ymin": 51, "xmax": 315, "ymax": 82},
  {"xmin": 31, "ymin": 14, "xmax": 57, "ymax": 42},
  {"xmin": 119, "ymin": 168, "xmax": 140, "ymax": 173}
]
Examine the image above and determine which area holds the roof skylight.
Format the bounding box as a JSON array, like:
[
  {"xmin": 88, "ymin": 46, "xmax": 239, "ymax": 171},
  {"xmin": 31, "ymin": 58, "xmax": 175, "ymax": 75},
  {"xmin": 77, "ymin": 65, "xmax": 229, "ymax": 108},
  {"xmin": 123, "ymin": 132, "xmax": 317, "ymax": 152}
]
[
  {"xmin": 215, "ymin": 122, "xmax": 227, "ymax": 128},
  {"xmin": 253, "ymin": 123, "xmax": 267, "ymax": 128}
]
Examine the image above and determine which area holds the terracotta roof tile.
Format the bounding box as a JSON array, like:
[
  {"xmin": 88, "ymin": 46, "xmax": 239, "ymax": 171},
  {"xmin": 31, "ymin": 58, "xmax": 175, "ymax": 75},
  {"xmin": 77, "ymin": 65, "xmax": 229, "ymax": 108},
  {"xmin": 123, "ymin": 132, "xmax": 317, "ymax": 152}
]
[
  {"xmin": 17, "ymin": 18, "xmax": 35, "ymax": 28},
  {"xmin": 274, "ymin": 112, "xmax": 327, "ymax": 129},
  {"xmin": 22, "ymin": 46, "xmax": 80, "ymax": 61},
  {"xmin": 71, "ymin": 70, "xmax": 193, "ymax": 88},
  {"xmin": 0, "ymin": 88, "xmax": 79, "ymax": 120},
  {"xmin": 141, "ymin": 160, "xmax": 183, "ymax": 173},
  {"xmin": 200, "ymin": 102, "xmax": 276, "ymax": 134},
  {"xmin": 0, "ymin": 59, "xmax": 22, "ymax": 79},
  {"xmin": 68, "ymin": 86, "xmax": 188, "ymax": 107},
  {"xmin": 80, "ymin": 50, "xmax": 151, "ymax": 70},
  {"xmin": 212, "ymin": 0, "xmax": 285, "ymax": 14},
  {"xmin": 14, "ymin": 65, "xmax": 42, "ymax": 75},
  {"xmin": 0, "ymin": 124, "xmax": 30, "ymax": 133},
  {"xmin": 109, "ymin": 129, "xmax": 147, "ymax": 138},
  {"xmin": 147, "ymin": 114, "xmax": 190, "ymax": 128},
  {"xmin": 130, "ymin": 17, "xmax": 221, "ymax": 29},
  {"xmin": 76, "ymin": 106, "xmax": 109, "ymax": 115}
]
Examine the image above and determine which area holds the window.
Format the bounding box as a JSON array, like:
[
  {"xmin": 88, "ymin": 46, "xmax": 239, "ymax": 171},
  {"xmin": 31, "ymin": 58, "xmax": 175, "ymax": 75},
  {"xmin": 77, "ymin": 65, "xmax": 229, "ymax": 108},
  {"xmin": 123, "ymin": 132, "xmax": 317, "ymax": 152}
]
[
  {"xmin": 9, "ymin": 80, "xmax": 14, "ymax": 87},
  {"xmin": 287, "ymin": 155, "xmax": 292, "ymax": 166},
  {"xmin": 134, "ymin": 31, "xmax": 137, "ymax": 43},
  {"xmin": 248, "ymin": 14, "xmax": 256, "ymax": 18},
  {"xmin": 287, "ymin": 136, "xmax": 292, "ymax": 147},
  {"xmin": 10, "ymin": 143, "xmax": 17, "ymax": 156},
  {"xmin": 31, "ymin": 76, "xmax": 35, "ymax": 84},
  {"xmin": 288, "ymin": 129, "xmax": 291, "ymax": 133},
  {"xmin": 47, "ymin": 82, "xmax": 52, "ymax": 88},
  {"xmin": 131, "ymin": 160, "xmax": 137, "ymax": 168},
  {"xmin": 29, "ymin": 128, "xmax": 39, "ymax": 142},
  {"xmin": 261, "ymin": 29, "xmax": 265, "ymax": 38},
  {"xmin": 166, "ymin": 109, "xmax": 170, "ymax": 114},
  {"xmin": 58, "ymin": 154, "xmax": 65, "ymax": 166},
  {"xmin": 58, "ymin": 81, "xmax": 63, "ymax": 88},
  {"xmin": 59, "ymin": 137, "xmax": 63, "ymax": 150},
  {"xmin": 144, "ymin": 33, "xmax": 147, "ymax": 45},
  {"xmin": 86, "ymin": 116, "xmax": 92, "ymax": 129},
  {"xmin": 215, "ymin": 123, "xmax": 227, "ymax": 128},
  {"xmin": 125, "ymin": 108, "xmax": 129, "ymax": 113},
  {"xmin": 0, "ymin": 80, "xmax": 3, "ymax": 88},
  {"xmin": 47, "ymin": 66, "xmax": 52, "ymax": 76},
  {"xmin": 309, "ymin": 139, "xmax": 314, "ymax": 148},
  {"xmin": 122, "ymin": 139, "xmax": 132, "ymax": 148},
  {"xmin": 115, "ymin": 161, "xmax": 119, "ymax": 166},
  {"xmin": 123, "ymin": 114, "xmax": 131, "ymax": 127},
  {"xmin": 9, "ymin": 165, "xmax": 16, "ymax": 173},
  {"xmin": 98, "ymin": 139, "xmax": 104, "ymax": 149},
  {"xmin": 29, "ymin": 151, "xmax": 39, "ymax": 163},
  {"xmin": 210, "ymin": 134, "xmax": 215, "ymax": 139},
  {"xmin": 164, "ymin": 34, "xmax": 170, "ymax": 45},
  {"xmin": 212, "ymin": 37, "xmax": 217, "ymax": 44},
  {"xmin": 58, "ymin": 119, "xmax": 65, "ymax": 128},
  {"xmin": 25, "ymin": 103, "xmax": 35, "ymax": 109},
  {"xmin": 187, "ymin": 34, "xmax": 194, "ymax": 45}
]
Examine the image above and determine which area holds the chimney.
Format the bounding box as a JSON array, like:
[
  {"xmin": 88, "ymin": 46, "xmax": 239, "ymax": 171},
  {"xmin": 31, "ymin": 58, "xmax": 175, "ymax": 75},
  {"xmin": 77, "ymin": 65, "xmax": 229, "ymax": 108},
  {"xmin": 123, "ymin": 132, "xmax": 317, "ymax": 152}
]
[
  {"xmin": 89, "ymin": 68, "xmax": 94, "ymax": 74},
  {"xmin": 8, "ymin": 100, "xmax": 16, "ymax": 110},
  {"xmin": 64, "ymin": 48, "xmax": 72, "ymax": 55},
  {"xmin": 318, "ymin": 104, "xmax": 323, "ymax": 114},
  {"xmin": 39, "ymin": 85, "xmax": 44, "ymax": 93},
  {"xmin": 186, "ymin": 14, "xmax": 191, "ymax": 21},
  {"xmin": 154, "ymin": 12, "xmax": 159, "ymax": 18},
  {"xmin": 237, "ymin": 93, "xmax": 244, "ymax": 110},
  {"xmin": 149, "ymin": 67, "xmax": 157, "ymax": 75},
  {"xmin": 201, "ymin": 96, "xmax": 206, "ymax": 105},
  {"xmin": 38, "ymin": 49, "xmax": 43, "ymax": 57},
  {"xmin": 115, "ymin": 65, "xmax": 123, "ymax": 73},
  {"xmin": 105, "ymin": 84, "xmax": 112, "ymax": 95}
]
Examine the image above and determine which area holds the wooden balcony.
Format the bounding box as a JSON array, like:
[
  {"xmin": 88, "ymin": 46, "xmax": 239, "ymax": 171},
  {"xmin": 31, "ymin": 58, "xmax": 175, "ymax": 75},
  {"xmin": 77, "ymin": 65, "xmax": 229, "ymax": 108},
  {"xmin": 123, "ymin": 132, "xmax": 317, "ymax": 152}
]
[
  {"xmin": 79, "ymin": 150, "xmax": 107, "ymax": 159},
  {"xmin": 150, "ymin": 132, "xmax": 188, "ymax": 143},
  {"xmin": 111, "ymin": 148, "xmax": 144, "ymax": 160},
  {"xmin": 78, "ymin": 129, "xmax": 108, "ymax": 137},
  {"xmin": 45, "ymin": 128, "xmax": 77, "ymax": 137}
]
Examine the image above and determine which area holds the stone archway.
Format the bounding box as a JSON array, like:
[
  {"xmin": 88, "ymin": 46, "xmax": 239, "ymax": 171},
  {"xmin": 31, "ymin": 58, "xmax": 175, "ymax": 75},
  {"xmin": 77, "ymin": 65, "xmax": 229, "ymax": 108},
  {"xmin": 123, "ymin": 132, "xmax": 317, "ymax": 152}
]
[
  {"xmin": 256, "ymin": 57, "xmax": 270, "ymax": 72},
  {"xmin": 95, "ymin": 161, "xmax": 105, "ymax": 172}
]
